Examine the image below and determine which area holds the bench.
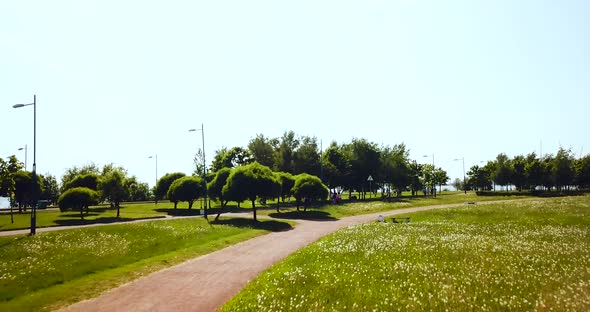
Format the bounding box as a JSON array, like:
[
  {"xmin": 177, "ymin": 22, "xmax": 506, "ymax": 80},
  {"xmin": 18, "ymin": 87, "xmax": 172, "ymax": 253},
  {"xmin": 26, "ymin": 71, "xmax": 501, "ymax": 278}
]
[{"xmin": 391, "ymin": 217, "xmax": 410, "ymax": 224}]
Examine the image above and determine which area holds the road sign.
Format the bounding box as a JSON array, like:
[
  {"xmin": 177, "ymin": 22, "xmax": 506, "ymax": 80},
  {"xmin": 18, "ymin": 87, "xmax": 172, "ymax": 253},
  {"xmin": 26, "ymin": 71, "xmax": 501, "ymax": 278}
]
[{"xmin": 367, "ymin": 175, "xmax": 373, "ymax": 181}]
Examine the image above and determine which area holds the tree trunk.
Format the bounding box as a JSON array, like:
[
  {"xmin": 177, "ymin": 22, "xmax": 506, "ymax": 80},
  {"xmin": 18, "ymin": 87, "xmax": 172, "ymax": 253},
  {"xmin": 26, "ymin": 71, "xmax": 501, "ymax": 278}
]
[
  {"xmin": 80, "ymin": 206, "xmax": 84, "ymax": 220},
  {"xmin": 10, "ymin": 205, "xmax": 14, "ymax": 223},
  {"xmin": 174, "ymin": 201, "xmax": 178, "ymax": 209},
  {"xmin": 116, "ymin": 205, "xmax": 120, "ymax": 217},
  {"xmin": 251, "ymin": 200, "xmax": 257, "ymax": 221},
  {"xmin": 188, "ymin": 200, "xmax": 193, "ymax": 209}
]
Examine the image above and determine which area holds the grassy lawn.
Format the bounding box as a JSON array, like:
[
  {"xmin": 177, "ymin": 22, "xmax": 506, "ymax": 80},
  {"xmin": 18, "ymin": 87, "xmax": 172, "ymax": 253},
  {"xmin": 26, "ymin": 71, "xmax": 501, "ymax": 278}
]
[
  {"xmin": 0, "ymin": 217, "xmax": 293, "ymax": 311},
  {"xmin": 223, "ymin": 196, "xmax": 590, "ymax": 311},
  {"xmin": 0, "ymin": 192, "xmax": 519, "ymax": 231},
  {"xmin": 263, "ymin": 192, "xmax": 529, "ymax": 219}
]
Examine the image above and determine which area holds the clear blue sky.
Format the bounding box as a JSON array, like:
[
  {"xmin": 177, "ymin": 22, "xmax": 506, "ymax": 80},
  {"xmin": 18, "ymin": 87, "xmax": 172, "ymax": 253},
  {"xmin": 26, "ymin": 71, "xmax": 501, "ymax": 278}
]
[{"xmin": 1, "ymin": 0, "xmax": 588, "ymax": 187}]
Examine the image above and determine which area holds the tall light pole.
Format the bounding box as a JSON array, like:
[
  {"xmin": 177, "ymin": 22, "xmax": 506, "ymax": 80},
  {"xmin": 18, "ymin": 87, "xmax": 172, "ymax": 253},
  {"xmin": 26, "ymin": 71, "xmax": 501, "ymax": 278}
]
[
  {"xmin": 454, "ymin": 157, "xmax": 466, "ymax": 194},
  {"xmin": 422, "ymin": 153, "xmax": 435, "ymax": 197},
  {"xmin": 13, "ymin": 95, "xmax": 37, "ymax": 235},
  {"xmin": 18, "ymin": 145, "xmax": 27, "ymax": 171},
  {"xmin": 148, "ymin": 154, "xmax": 158, "ymax": 204},
  {"xmin": 189, "ymin": 124, "xmax": 207, "ymax": 218}
]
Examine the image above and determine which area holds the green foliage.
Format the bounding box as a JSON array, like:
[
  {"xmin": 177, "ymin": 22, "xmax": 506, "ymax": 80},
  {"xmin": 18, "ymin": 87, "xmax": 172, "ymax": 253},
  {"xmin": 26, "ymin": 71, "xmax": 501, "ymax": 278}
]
[
  {"xmin": 292, "ymin": 136, "xmax": 320, "ymax": 176},
  {"xmin": 575, "ymin": 154, "xmax": 590, "ymax": 189},
  {"xmin": 167, "ymin": 176, "xmax": 204, "ymax": 209},
  {"xmin": 211, "ymin": 147, "xmax": 252, "ymax": 172},
  {"xmin": 40, "ymin": 173, "xmax": 60, "ymax": 204},
  {"xmin": 321, "ymin": 141, "xmax": 352, "ymax": 190},
  {"xmin": 57, "ymin": 187, "xmax": 99, "ymax": 219},
  {"xmin": 276, "ymin": 172, "xmax": 295, "ymax": 202},
  {"xmin": 13, "ymin": 171, "xmax": 44, "ymax": 210},
  {"xmin": 63, "ymin": 173, "xmax": 100, "ymax": 192},
  {"xmin": 0, "ymin": 156, "xmax": 23, "ymax": 198},
  {"xmin": 101, "ymin": 169, "xmax": 128, "ymax": 212},
  {"xmin": 275, "ymin": 131, "xmax": 299, "ymax": 173},
  {"xmin": 248, "ymin": 134, "xmax": 277, "ymax": 168},
  {"xmin": 208, "ymin": 168, "xmax": 232, "ymax": 206},
  {"xmin": 155, "ymin": 172, "xmax": 186, "ymax": 201},
  {"xmin": 126, "ymin": 177, "xmax": 151, "ymax": 201},
  {"xmin": 291, "ymin": 174, "xmax": 329, "ymax": 208},
  {"xmin": 223, "ymin": 162, "xmax": 280, "ymax": 220},
  {"xmin": 492, "ymin": 153, "xmax": 512, "ymax": 187},
  {"xmin": 60, "ymin": 163, "xmax": 100, "ymax": 192}
]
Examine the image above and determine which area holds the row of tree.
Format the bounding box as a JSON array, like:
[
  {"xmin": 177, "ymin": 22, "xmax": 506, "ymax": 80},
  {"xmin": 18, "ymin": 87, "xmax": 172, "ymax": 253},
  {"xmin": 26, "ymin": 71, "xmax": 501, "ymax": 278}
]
[
  {"xmin": 156, "ymin": 162, "xmax": 329, "ymax": 221},
  {"xmin": 204, "ymin": 131, "xmax": 450, "ymax": 198},
  {"xmin": 461, "ymin": 148, "xmax": 590, "ymax": 192}
]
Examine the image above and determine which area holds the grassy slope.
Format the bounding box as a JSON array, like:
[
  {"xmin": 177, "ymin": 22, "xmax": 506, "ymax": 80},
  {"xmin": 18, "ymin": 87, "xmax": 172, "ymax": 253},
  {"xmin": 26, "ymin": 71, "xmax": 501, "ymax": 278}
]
[
  {"xmin": 0, "ymin": 217, "xmax": 293, "ymax": 311},
  {"xmin": 223, "ymin": 196, "xmax": 590, "ymax": 311}
]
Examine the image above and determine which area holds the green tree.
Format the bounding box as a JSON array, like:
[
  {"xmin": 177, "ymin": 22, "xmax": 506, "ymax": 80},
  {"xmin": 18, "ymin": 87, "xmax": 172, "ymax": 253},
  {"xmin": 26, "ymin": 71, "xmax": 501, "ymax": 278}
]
[
  {"xmin": 511, "ymin": 155, "xmax": 527, "ymax": 191},
  {"xmin": 222, "ymin": 162, "xmax": 279, "ymax": 221},
  {"xmin": 379, "ymin": 144, "xmax": 410, "ymax": 197},
  {"xmin": 293, "ymin": 136, "xmax": 320, "ymax": 176},
  {"xmin": 552, "ymin": 147, "xmax": 575, "ymax": 190},
  {"xmin": 492, "ymin": 153, "xmax": 511, "ymax": 190},
  {"xmin": 321, "ymin": 142, "xmax": 351, "ymax": 191},
  {"xmin": 167, "ymin": 176, "xmax": 204, "ymax": 209},
  {"xmin": 275, "ymin": 172, "xmax": 295, "ymax": 212},
  {"xmin": 525, "ymin": 153, "xmax": 543, "ymax": 190},
  {"xmin": 291, "ymin": 174, "xmax": 329, "ymax": 211},
  {"xmin": 345, "ymin": 138, "xmax": 381, "ymax": 199},
  {"xmin": 248, "ymin": 134, "xmax": 277, "ymax": 168},
  {"xmin": 575, "ymin": 154, "xmax": 590, "ymax": 189},
  {"xmin": 208, "ymin": 168, "xmax": 233, "ymax": 220},
  {"xmin": 275, "ymin": 131, "xmax": 299, "ymax": 173},
  {"xmin": 14, "ymin": 171, "xmax": 44, "ymax": 212},
  {"xmin": 63, "ymin": 173, "xmax": 100, "ymax": 192},
  {"xmin": 40, "ymin": 173, "xmax": 60, "ymax": 205},
  {"xmin": 101, "ymin": 169, "xmax": 128, "ymax": 216},
  {"xmin": 408, "ymin": 160, "xmax": 424, "ymax": 196},
  {"xmin": 155, "ymin": 172, "xmax": 186, "ymax": 202},
  {"xmin": 57, "ymin": 187, "xmax": 99, "ymax": 219},
  {"xmin": 60, "ymin": 163, "xmax": 100, "ymax": 192},
  {"xmin": 433, "ymin": 167, "xmax": 450, "ymax": 193},
  {"xmin": 467, "ymin": 165, "xmax": 492, "ymax": 191},
  {"xmin": 126, "ymin": 176, "xmax": 151, "ymax": 201},
  {"xmin": 210, "ymin": 147, "xmax": 252, "ymax": 172}
]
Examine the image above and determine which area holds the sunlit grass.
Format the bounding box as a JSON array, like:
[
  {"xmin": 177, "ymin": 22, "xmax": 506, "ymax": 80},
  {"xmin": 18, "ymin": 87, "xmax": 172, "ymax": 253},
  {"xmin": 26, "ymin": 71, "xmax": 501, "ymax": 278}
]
[
  {"xmin": 223, "ymin": 196, "xmax": 590, "ymax": 311},
  {"xmin": 262, "ymin": 192, "xmax": 527, "ymax": 219},
  {"xmin": 0, "ymin": 217, "xmax": 293, "ymax": 311}
]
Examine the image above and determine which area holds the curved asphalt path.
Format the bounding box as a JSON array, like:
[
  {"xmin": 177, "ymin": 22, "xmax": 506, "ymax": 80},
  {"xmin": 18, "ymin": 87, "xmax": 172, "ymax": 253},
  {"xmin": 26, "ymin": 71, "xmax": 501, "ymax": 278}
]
[{"xmin": 58, "ymin": 200, "xmax": 509, "ymax": 312}]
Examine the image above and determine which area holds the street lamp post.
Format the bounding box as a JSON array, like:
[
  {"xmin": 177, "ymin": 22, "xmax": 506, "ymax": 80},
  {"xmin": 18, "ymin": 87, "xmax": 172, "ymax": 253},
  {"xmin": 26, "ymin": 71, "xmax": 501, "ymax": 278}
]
[
  {"xmin": 422, "ymin": 154, "xmax": 435, "ymax": 197},
  {"xmin": 18, "ymin": 145, "xmax": 27, "ymax": 171},
  {"xmin": 13, "ymin": 95, "xmax": 37, "ymax": 235},
  {"xmin": 148, "ymin": 154, "xmax": 158, "ymax": 204},
  {"xmin": 453, "ymin": 157, "xmax": 466, "ymax": 194},
  {"xmin": 189, "ymin": 124, "xmax": 207, "ymax": 218}
]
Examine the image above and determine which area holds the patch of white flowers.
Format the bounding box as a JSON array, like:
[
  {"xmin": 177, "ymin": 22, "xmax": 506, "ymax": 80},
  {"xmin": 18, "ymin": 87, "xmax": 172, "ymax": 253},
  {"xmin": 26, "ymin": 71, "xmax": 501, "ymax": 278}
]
[{"xmin": 225, "ymin": 197, "xmax": 590, "ymax": 311}]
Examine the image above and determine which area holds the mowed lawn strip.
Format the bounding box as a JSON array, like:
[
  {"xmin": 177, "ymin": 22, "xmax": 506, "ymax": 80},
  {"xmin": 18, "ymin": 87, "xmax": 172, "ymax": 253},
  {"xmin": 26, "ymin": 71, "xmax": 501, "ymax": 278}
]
[
  {"xmin": 0, "ymin": 217, "xmax": 293, "ymax": 312},
  {"xmin": 223, "ymin": 196, "xmax": 590, "ymax": 311}
]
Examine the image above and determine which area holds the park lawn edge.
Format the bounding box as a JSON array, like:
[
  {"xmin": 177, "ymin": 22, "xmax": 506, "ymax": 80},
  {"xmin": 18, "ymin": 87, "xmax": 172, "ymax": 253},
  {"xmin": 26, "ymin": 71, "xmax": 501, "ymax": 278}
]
[{"xmin": 0, "ymin": 218, "xmax": 296, "ymax": 312}]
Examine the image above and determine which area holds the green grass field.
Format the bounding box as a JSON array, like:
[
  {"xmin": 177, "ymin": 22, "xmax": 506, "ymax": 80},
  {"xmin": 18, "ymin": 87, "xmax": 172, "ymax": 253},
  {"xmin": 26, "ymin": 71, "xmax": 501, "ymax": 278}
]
[
  {"xmin": 1, "ymin": 192, "xmax": 510, "ymax": 231},
  {"xmin": 223, "ymin": 196, "xmax": 590, "ymax": 311},
  {"xmin": 0, "ymin": 217, "xmax": 292, "ymax": 311}
]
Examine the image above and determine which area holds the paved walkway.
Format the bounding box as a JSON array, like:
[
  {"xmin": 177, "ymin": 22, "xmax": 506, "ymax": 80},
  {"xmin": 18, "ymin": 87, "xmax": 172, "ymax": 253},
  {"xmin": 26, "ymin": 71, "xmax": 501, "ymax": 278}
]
[{"xmin": 60, "ymin": 201, "xmax": 498, "ymax": 312}]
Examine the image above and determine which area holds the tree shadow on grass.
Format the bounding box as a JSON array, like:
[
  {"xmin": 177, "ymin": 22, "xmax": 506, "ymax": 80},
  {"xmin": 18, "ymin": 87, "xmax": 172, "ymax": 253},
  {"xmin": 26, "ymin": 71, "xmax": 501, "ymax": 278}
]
[
  {"xmin": 268, "ymin": 210, "xmax": 338, "ymax": 222},
  {"xmin": 154, "ymin": 208, "xmax": 203, "ymax": 216},
  {"xmin": 209, "ymin": 218, "xmax": 293, "ymax": 232},
  {"xmin": 54, "ymin": 216, "xmax": 165, "ymax": 226}
]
